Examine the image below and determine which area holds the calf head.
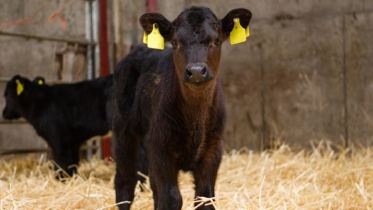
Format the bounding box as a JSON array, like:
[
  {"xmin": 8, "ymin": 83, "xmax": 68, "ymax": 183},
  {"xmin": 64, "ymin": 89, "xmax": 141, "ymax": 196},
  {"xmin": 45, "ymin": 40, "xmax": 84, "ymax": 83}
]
[
  {"xmin": 2, "ymin": 75, "xmax": 32, "ymax": 119},
  {"xmin": 140, "ymin": 7, "xmax": 252, "ymax": 88}
]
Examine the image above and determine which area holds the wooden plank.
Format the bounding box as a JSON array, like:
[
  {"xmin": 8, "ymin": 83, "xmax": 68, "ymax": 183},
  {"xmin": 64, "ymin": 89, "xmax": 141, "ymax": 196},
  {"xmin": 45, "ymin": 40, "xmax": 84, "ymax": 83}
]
[
  {"xmin": 60, "ymin": 46, "xmax": 87, "ymax": 81},
  {"xmin": 0, "ymin": 36, "xmax": 59, "ymax": 80},
  {"xmin": 0, "ymin": 0, "xmax": 86, "ymax": 39},
  {"xmin": 0, "ymin": 37, "xmax": 87, "ymax": 82},
  {"xmin": 0, "ymin": 123, "xmax": 47, "ymax": 152},
  {"xmin": 345, "ymin": 12, "xmax": 373, "ymax": 147}
]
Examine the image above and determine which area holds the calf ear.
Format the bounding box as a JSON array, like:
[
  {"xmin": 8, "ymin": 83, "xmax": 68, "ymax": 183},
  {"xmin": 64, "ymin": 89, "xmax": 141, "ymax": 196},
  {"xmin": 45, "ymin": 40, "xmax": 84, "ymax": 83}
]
[
  {"xmin": 140, "ymin": 13, "xmax": 173, "ymax": 41},
  {"xmin": 221, "ymin": 8, "xmax": 252, "ymax": 39},
  {"xmin": 11, "ymin": 75, "xmax": 25, "ymax": 95},
  {"xmin": 33, "ymin": 76, "xmax": 45, "ymax": 85},
  {"xmin": 12, "ymin": 74, "xmax": 22, "ymax": 81},
  {"xmin": 15, "ymin": 79, "xmax": 24, "ymax": 96}
]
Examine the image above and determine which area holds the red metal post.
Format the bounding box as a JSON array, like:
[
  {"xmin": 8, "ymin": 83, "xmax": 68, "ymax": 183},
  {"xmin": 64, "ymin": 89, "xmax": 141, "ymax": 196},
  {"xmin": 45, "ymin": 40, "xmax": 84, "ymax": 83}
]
[
  {"xmin": 99, "ymin": 0, "xmax": 111, "ymax": 159},
  {"xmin": 101, "ymin": 135, "xmax": 111, "ymax": 159},
  {"xmin": 99, "ymin": 0, "xmax": 109, "ymax": 76},
  {"xmin": 147, "ymin": 0, "xmax": 157, "ymax": 12}
]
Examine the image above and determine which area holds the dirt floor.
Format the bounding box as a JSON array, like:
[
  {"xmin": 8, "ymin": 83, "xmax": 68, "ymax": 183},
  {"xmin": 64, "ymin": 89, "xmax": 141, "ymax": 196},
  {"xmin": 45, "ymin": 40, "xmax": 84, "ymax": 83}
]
[{"xmin": 0, "ymin": 143, "xmax": 373, "ymax": 210}]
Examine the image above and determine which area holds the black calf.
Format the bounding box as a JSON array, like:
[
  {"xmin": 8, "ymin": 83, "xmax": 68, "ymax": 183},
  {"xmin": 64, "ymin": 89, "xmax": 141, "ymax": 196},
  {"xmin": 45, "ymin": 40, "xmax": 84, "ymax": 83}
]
[
  {"xmin": 2, "ymin": 75, "xmax": 113, "ymax": 177},
  {"xmin": 113, "ymin": 6, "xmax": 252, "ymax": 210}
]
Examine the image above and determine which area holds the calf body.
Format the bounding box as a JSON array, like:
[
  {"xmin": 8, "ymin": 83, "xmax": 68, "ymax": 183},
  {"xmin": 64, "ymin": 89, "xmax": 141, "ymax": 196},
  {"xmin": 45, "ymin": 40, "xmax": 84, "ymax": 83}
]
[
  {"xmin": 113, "ymin": 6, "xmax": 251, "ymax": 210},
  {"xmin": 2, "ymin": 75, "xmax": 113, "ymax": 176}
]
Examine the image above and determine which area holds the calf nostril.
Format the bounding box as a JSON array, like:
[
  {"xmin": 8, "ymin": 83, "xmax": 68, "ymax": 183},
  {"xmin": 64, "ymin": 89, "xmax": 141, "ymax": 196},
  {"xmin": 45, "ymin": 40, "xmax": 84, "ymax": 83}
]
[
  {"xmin": 200, "ymin": 67, "xmax": 207, "ymax": 76},
  {"xmin": 186, "ymin": 69, "xmax": 193, "ymax": 78}
]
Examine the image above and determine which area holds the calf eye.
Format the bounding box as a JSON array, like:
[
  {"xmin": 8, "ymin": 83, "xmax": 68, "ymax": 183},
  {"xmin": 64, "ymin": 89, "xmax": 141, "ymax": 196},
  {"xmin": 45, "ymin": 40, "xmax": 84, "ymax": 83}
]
[
  {"xmin": 210, "ymin": 39, "xmax": 221, "ymax": 48},
  {"xmin": 171, "ymin": 40, "xmax": 179, "ymax": 49}
]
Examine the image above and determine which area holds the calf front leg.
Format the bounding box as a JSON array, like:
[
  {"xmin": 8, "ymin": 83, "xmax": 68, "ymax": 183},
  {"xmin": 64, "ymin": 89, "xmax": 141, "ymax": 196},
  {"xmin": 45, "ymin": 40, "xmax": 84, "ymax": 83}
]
[
  {"xmin": 149, "ymin": 152, "xmax": 182, "ymax": 210},
  {"xmin": 53, "ymin": 143, "xmax": 80, "ymax": 179},
  {"xmin": 193, "ymin": 140, "xmax": 222, "ymax": 210}
]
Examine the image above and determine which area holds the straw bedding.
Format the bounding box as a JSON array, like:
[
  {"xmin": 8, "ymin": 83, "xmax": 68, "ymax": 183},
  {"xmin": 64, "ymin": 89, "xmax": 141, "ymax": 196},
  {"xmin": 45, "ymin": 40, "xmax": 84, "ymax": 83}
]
[{"xmin": 0, "ymin": 144, "xmax": 372, "ymax": 210}]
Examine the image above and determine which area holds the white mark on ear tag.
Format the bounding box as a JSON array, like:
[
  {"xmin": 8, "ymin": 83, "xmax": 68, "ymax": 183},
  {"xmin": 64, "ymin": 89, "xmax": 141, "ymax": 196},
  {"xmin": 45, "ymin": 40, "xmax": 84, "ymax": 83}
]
[
  {"xmin": 143, "ymin": 31, "xmax": 148, "ymax": 44},
  {"xmin": 147, "ymin": 23, "xmax": 165, "ymax": 50},
  {"xmin": 246, "ymin": 26, "xmax": 250, "ymax": 37},
  {"xmin": 229, "ymin": 18, "xmax": 247, "ymax": 45},
  {"xmin": 16, "ymin": 79, "xmax": 24, "ymax": 95}
]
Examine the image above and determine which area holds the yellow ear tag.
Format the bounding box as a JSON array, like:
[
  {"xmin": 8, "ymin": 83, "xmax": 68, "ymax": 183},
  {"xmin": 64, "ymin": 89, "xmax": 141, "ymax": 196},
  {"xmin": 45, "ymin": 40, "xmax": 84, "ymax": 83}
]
[
  {"xmin": 147, "ymin": 24, "xmax": 165, "ymax": 50},
  {"xmin": 229, "ymin": 18, "xmax": 247, "ymax": 45},
  {"xmin": 16, "ymin": 79, "xmax": 24, "ymax": 96},
  {"xmin": 246, "ymin": 26, "xmax": 250, "ymax": 37},
  {"xmin": 37, "ymin": 79, "xmax": 44, "ymax": 85},
  {"xmin": 143, "ymin": 31, "xmax": 148, "ymax": 44}
]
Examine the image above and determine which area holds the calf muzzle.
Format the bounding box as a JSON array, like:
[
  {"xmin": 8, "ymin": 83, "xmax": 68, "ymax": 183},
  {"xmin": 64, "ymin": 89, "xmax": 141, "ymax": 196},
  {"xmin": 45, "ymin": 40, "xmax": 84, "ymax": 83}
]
[
  {"xmin": 2, "ymin": 107, "xmax": 20, "ymax": 120},
  {"xmin": 184, "ymin": 63, "xmax": 212, "ymax": 84}
]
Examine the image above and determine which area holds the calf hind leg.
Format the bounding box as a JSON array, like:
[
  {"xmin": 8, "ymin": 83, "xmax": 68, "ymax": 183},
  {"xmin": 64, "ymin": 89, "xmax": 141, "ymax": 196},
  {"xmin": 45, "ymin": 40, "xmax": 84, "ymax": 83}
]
[{"xmin": 114, "ymin": 129, "xmax": 140, "ymax": 210}]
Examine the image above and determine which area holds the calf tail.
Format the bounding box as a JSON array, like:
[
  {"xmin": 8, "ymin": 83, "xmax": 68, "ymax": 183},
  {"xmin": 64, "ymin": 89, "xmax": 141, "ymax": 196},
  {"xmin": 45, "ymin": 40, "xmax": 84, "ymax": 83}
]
[{"xmin": 113, "ymin": 58, "xmax": 140, "ymax": 118}]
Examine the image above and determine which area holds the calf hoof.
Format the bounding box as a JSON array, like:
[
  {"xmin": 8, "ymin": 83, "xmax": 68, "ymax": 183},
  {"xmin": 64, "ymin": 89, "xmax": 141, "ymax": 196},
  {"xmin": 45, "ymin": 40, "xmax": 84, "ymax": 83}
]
[
  {"xmin": 158, "ymin": 187, "xmax": 182, "ymax": 210},
  {"xmin": 54, "ymin": 166, "xmax": 77, "ymax": 181},
  {"xmin": 54, "ymin": 170, "xmax": 70, "ymax": 181},
  {"xmin": 117, "ymin": 202, "xmax": 131, "ymax": 210}
]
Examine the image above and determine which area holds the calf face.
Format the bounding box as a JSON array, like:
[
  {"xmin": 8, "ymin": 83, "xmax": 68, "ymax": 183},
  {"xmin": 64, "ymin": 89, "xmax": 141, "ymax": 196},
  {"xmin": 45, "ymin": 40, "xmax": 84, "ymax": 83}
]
[
  {"xmin": 140, "ymin": 8, "xmax": 252, "ymax": 87},
  {"xmin": 2, "ymin": 75, "xmax": 45, "ymax": 120}
]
